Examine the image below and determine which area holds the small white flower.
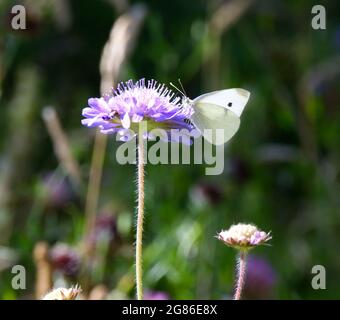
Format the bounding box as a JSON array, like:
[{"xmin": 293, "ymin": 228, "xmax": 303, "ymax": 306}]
[
  {"xmin": 42, "ymin": 285, "xmax": 81, "ymax": 300},
  {"xmin": 217, "ymin": 223, "xmax": 271, "ymax": 250}
]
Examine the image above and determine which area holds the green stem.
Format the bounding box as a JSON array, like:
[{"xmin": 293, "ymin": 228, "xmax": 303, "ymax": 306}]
[{"xmin": 136, "ymin": 137, "xmax": 145, "ymax": 300}]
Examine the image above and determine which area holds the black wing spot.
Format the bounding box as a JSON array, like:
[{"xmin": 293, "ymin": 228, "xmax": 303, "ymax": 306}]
[{"xmin": 227, "ymin": 102, "xmax": 232, "ymax": 107}]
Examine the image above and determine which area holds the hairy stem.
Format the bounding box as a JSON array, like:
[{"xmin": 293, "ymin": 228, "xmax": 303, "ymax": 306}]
[
  {"xmin": 136, "ymin": 137, "xmax": 145, "ymax": 300},
  {"xmin": 234, "ymin": 250, "xmax": 247, "ymax": 300}
]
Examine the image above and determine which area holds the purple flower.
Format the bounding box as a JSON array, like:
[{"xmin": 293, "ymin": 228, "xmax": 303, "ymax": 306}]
[
  {"xmin": 244, "ymin": 255, "xmax": 277, "ymax": 299},
  {"xmin": 334, "ymin": 26, "xmax": 340, "ymax": 50},
  {"xmin": 41, "ymin": 172, "xmax": 76, "ymax": 209},
  {"xmin": 144, "ymin": 291, "xmax": 170, "ymax": 300},
  {"xmin": 81, "ymin": 79, "xmax": 195, "ymax": 143},
  {"xmin": 88, "ymin": 213, "xmax": 119, "ymax": 245},
  {"xmin": 49, "ymin": 243, "xmax": 81, "ymax": 277}
]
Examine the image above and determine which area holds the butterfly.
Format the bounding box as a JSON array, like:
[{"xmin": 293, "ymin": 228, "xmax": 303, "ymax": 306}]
[{"xmin": 172, "ymin": 82, "xmax": 250, "ymax": 145}]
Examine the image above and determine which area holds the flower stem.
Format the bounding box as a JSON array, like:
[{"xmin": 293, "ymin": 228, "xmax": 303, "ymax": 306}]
[
  {"xmin": 234, "ymin": 250, "xmax": 247, "ymax": 300},
  {"xmin": 84, "ymin": 132, "xmax": 107, "ymax": 240},
  {"xmin": 136, "ymin": 137, "xmax": 145, "ymax": 300}
]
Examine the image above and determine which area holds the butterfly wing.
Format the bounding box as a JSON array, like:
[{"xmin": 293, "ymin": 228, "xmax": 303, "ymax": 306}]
[
  {"xmin": 193, "ymin": 88, "xmax": 250, "ymax": 117},
  {"xmin": 191, "ymin": 103, "xmax": 240, "ymax": 145},
  {"xmin": 190, "ymin": 89, "xmax": 250, "ymax": 145}
]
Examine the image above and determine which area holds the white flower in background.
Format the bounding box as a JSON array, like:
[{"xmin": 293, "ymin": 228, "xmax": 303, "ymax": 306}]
[
  {"xmin": 42, "ymin": 285, "xmax": 81, "ymax": 300},
  {"xmin": 217, "ymin": 223, "xmax": 271, "ymax": 250}
]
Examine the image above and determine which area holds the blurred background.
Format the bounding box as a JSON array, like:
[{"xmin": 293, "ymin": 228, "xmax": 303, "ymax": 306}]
[{"xmin": 0, "ymin": 0, "xmax": 340, "ymax": 299}]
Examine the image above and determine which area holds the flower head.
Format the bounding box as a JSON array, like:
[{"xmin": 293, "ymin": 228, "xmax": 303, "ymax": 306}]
[
  {"xmin": 244, "ymin": 255, "xmax": 277, "ymax": 299},
  {"xmin": 49, "ymin": 243, "xmax": 81, "ymax": 277},
  {"xmin": 144, "ymin": 291, "xmax": 170, "ymax": 300},
  {"xmin": 87, "ymin": 213, "xmax": 119, "ymax": 252},
  {"xmin": 42, "ymin": 285, "xmax": 81, "ymax": 300},
  {"xmin": 41, "ymin": 173, "xmax": 76, "ymax": 209},
  {"xmin": 93, "ymin": 213, "xmax": 118, "ymax": 241},
  {"xmin": 217, "ymin": 223, "xmax": 271, "ymax": 250},
  {"xmin": 81, "ymin": 79, "xmax": 194, "ymax": 143}
]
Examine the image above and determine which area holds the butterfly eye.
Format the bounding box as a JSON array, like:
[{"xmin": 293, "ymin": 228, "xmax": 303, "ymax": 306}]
[{"xmin": 227, "ymin": 102, "xmax": 233, "ymax": 107}]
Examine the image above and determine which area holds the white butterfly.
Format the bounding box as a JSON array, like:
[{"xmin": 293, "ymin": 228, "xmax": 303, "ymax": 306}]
[{"xmin": 173, "ymin": 83, "xmax": 250, "ymax": 145}]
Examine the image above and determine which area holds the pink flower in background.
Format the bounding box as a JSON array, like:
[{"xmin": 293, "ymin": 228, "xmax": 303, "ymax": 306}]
[
  {"xmin": 243, "ymin": 255, "xmax": 277, "ymax": 299},
  {"xmin": 144, "ymin": 291, "xmax": 170, "ymax": 300},
  {"xmin": 50, "ymin": 243, "xmax": 80, "ymax": 277}
]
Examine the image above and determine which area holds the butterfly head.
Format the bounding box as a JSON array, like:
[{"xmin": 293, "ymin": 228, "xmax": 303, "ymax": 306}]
[
  {"xmin": 181, "ymin": 96, "xmax": 193, "ymax": 108},
  {"xmin": 170, "ymin": 80, "xmax": 193, "ymax": 109}
]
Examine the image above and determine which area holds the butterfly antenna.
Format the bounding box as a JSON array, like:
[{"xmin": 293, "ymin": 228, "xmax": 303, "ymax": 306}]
[
  {"xmin": 170, "ymin": 82, "xmax": 186, "ymax": 96},
  {"xmin": 178, "ymin": 79, "xmax": 188, "ymax": 96}
]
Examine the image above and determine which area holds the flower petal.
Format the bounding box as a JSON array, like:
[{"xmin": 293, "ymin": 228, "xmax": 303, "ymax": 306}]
[{"xmin": 121, "ymin": 113, "xmax": 131, "ymax": 129}]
